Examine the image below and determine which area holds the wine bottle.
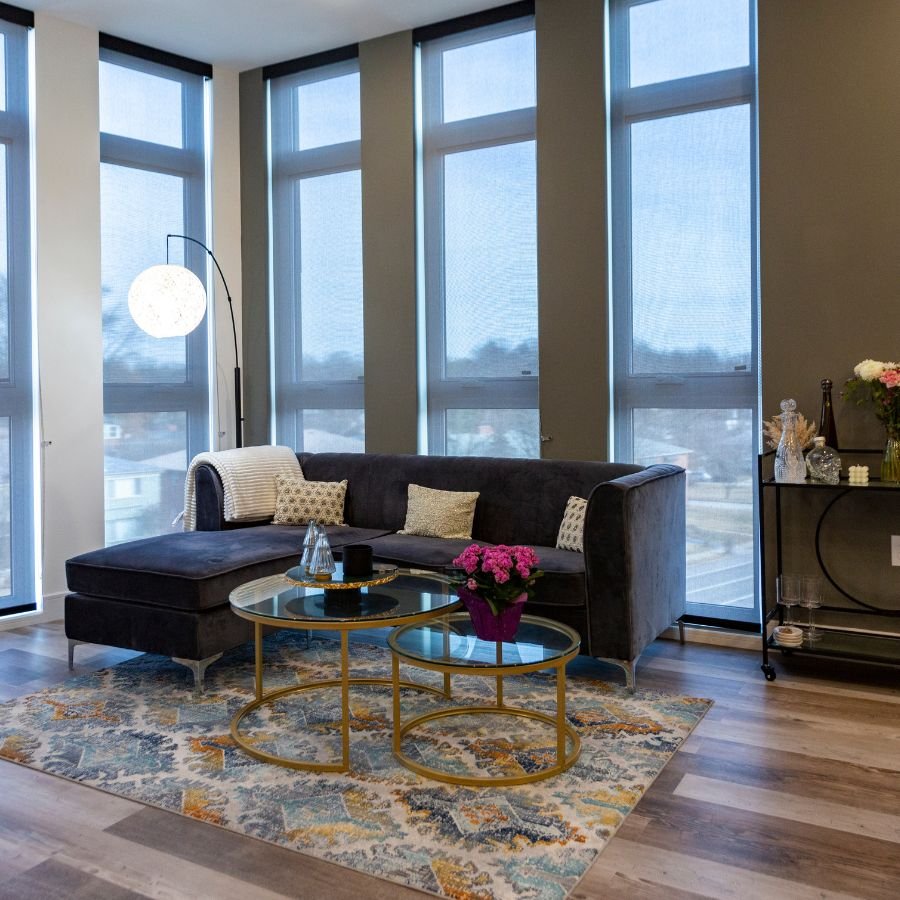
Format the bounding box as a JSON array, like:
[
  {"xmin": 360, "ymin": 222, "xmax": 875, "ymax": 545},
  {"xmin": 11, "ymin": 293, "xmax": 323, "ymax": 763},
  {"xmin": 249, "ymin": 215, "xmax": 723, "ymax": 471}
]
[{"xmin": 817, "ymin": 378, "xmax": 839, "ymax": 450}]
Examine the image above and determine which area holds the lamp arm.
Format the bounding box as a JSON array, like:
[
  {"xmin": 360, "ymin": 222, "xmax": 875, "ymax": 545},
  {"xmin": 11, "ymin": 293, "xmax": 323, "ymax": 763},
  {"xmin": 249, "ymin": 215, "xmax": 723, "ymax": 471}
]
[{"xmin": 167, "ymin": 233, "xmax": 243, "ymax": 448}]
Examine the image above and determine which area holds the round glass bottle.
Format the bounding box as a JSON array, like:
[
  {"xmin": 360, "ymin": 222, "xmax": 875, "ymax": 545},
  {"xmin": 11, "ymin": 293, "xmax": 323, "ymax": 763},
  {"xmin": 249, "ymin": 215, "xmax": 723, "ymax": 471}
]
[{"xmin": 806, "ymin": 436, "xmax": 841, "ymax": 484}]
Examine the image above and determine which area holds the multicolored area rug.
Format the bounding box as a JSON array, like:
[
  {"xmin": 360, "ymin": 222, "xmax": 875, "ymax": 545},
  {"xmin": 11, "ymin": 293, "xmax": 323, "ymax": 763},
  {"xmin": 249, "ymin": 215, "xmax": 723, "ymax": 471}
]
[{"xmin": 0, "ymin": 633, "xmax": 710, "ymax": 900}]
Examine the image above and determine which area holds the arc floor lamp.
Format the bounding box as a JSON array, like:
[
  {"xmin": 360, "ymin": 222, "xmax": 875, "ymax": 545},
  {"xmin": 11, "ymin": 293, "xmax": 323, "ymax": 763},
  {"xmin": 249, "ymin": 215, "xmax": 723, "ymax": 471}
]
[{"xmin": 128, "ymin": 234, "xmax": 243, "ymax": 448}]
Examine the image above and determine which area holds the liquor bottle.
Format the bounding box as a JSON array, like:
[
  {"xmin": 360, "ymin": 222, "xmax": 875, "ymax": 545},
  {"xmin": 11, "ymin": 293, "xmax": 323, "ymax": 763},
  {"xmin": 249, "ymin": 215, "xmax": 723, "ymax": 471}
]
[
  {"xmin": 774, "ymin": 399, "xmax": 807, "ymax": 484},
  {"xmin": 817, "ymin": 378, "xmax": 839, "ymax": 450}
]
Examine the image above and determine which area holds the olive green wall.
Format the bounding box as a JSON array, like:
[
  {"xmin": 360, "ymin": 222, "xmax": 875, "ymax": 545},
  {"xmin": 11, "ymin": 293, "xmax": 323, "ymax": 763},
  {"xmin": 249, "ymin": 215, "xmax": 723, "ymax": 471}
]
[
  {"xmin": 359, "ymin": 32, "xmax": 419, "ymax": 454},
  {"xmin": 535, "ymin": 0, "xmax": 609, "ymax": 460},
  {"xmin": 758, "ymin": 0, "xmax": 900, "ymax": 449},
  {"xmin": 238, "ymin": 67, "xmax": 271, "ymax": 447}
]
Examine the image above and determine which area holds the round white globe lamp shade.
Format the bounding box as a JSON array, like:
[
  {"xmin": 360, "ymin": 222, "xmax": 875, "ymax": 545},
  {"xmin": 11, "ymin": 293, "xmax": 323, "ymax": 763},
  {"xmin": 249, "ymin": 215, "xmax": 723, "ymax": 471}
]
[{"xmin": 127, "ymin": 265, "xmax": 208, "ymax": 338}]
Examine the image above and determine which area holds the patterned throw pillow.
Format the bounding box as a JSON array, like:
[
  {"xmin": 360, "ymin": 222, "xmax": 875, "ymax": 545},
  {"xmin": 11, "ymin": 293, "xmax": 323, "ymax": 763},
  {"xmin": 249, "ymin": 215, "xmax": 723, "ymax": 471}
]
[
  {"xmin": 272, "ymin": 475, "xmax": 348, "ymax": 526},
  {"xmin": 556, "ymin": 495, "xmax": 587, "ymax": 552},
  {"xmin": 398, "ymin": 484, "xmax": 479, "ymax": 539}
]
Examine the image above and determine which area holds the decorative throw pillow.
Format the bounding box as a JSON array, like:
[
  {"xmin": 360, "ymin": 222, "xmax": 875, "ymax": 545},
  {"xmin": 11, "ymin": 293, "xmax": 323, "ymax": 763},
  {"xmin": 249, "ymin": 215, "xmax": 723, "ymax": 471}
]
[
  {"xmin": 272, "ymin": 475, "xmax": 348, "ymax": 526},
  {"xmin": 556, "ymin": 495, "xmax": 587, "ymax": 552},
  {"xmin": 398, "ymin": 484, "xmax": 479, "ymax": 539}
]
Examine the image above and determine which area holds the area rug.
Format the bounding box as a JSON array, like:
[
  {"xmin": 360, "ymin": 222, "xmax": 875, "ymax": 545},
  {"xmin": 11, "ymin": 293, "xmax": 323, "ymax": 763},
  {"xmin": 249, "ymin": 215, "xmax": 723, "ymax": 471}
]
[{"xmin": 0, "ymin": 633, "xmax": 711, "ymax": 899}]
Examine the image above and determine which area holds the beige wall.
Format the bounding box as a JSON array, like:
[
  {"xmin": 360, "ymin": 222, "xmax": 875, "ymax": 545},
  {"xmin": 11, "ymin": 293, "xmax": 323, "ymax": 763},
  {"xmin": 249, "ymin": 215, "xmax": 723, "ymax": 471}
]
[{"xmin": 759, "ymin": 0, "xmax": 900, "ymax": 449}]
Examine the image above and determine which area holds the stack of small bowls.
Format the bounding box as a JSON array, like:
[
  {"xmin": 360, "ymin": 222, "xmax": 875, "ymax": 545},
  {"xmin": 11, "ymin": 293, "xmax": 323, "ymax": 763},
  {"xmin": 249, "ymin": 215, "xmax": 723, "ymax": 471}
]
[{"xmin": 772, "ymin": 625, "xmax": 803, "ymax": 648}]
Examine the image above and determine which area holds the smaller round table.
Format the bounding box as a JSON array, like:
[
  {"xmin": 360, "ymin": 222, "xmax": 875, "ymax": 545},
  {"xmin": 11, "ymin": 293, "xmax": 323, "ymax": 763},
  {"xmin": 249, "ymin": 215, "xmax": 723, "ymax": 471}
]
[{"xmin": 388, "ymin": 613, "xmax": 582, "ymax": 786}]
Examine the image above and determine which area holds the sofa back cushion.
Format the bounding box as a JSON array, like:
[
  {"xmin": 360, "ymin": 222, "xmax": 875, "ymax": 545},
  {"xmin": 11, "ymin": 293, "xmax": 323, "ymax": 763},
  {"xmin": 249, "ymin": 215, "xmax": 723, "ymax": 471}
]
[{"xmin": 297, "ymin": 452, "xmax": 642, "ymax": 547}]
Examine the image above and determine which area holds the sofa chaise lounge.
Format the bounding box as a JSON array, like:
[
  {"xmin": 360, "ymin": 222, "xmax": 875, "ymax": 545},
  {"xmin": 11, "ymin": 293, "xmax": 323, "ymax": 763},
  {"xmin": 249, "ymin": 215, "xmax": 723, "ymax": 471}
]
[{"xmin": 65, "ymin": 452, "xmax": 686, "ymax": 689}]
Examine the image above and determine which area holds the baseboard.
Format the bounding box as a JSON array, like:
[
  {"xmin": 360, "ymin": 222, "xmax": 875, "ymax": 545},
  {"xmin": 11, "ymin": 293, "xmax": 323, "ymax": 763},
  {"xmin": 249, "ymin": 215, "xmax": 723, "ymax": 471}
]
[
  {"xmin": 0, "ymin": 592, "xmax": 65, "ymax": 631},
  {"xmin": 660, "ymin": 623, "xmax": 761, "ymax": 651}
]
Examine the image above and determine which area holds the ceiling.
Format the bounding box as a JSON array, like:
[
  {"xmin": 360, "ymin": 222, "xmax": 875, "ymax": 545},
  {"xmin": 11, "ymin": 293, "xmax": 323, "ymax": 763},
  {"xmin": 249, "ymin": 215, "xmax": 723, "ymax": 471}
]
[{"xmin": 24, "ymin": 0, "xmax": 511, "ymax": 71}]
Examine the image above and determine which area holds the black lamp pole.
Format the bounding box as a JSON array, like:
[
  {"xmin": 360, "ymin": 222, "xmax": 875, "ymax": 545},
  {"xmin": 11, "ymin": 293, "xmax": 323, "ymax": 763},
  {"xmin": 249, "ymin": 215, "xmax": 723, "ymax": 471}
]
[{"xmin": 167, "ymin": 233, "xmax": 243, "ymax": 448}]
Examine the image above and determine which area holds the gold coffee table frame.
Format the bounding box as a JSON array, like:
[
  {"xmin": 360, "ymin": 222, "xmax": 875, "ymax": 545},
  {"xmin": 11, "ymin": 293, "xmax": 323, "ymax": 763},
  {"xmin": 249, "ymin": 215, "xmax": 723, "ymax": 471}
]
[
  {"xmin": 229, "ymin": 569, "xmax": 459, "ymax": 773},
  {"xmin": 389, "ymin": 613, "xmax": 582, "ymax": 787}
]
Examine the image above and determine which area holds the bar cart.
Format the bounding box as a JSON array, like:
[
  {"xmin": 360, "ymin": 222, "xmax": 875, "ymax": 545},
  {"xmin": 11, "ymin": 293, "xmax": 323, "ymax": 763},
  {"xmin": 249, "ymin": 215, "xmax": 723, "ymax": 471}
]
[{"xmin": 758, "ymin": 449, "xmax": 900, "ymax": 681}]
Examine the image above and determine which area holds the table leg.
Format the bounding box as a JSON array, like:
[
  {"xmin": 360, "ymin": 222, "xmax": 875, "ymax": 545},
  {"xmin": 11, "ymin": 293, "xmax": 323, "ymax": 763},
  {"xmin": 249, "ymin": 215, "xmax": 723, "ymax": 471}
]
[
  {"xmin": 442, "ymin": 621, "xmax": 452, "ymax": 698},
  {"xmin": 496, "ymin": 641, "xmax": 503, "ymax": 708},
  {"xmin": 254, "ymin": 622, "xmax": 263, "ymax": 701},
  {"xmin": 556, "ymin": 662, "xmax": 566, "ymax": 766},
  {"xmin": 392, "ymin": 652, "xmax": 401, "ymax": 753},
  {"xmin": 341, "ymin": 631, "xmax": 350, "ymax": 770}
]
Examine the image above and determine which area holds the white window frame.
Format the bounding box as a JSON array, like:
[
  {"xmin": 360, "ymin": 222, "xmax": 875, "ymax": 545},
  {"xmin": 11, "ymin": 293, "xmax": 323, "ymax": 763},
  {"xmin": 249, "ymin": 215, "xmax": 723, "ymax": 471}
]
[
  {"xmin": 418, "ymin": 15, "xmax": 538, "ymax": 456},
  {"xmin": 99, "ymin": 48, "xmax": 210, "ymax": 542},
  {"xmin": 609, "ymin": 0, "xmax": 760, "ymax": 625},
  {"xmin": 269, "ymin": 58, "xmax": 364, "ymax": 450},
  {"xmin": 0, "ymin": 16, "xmax": 34, "ymax": 614}
]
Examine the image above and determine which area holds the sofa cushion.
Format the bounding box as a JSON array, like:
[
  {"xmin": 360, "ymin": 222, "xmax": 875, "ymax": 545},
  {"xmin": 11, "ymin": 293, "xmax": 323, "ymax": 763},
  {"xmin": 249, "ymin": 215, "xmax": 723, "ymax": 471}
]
[
  {"xmin": 556, "ymin": 496, "xmax": 587, "ymax": 552},
  {"xmin": 398, "ymin": 484, "xmax": 479, "ymax": 539},
  {"xmin": 367, "ymin": 534, "xmax": 494, "ymax": 569},
  {"xmin": 65, "ymin": 525, "xmax": 391, "ymax": 612}
]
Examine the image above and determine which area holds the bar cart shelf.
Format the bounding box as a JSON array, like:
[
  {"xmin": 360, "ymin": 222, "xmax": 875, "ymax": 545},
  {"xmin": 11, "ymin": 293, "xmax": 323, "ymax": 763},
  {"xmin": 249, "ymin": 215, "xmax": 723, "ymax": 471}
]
[{"xmin": 758, "ymin": 449, "xmax": 900, "ymax": 681}]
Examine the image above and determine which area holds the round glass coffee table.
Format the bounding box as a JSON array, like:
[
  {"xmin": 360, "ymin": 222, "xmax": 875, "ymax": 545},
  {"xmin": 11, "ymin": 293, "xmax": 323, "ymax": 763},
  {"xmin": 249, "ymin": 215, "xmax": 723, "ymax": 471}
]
[
  {"xmin": 388, "ymin": 613, "xmax": 582, "ymax": 786},
  {"xmin": 229, "ymin": 565, "xmax": 459, "ymax": 772}
]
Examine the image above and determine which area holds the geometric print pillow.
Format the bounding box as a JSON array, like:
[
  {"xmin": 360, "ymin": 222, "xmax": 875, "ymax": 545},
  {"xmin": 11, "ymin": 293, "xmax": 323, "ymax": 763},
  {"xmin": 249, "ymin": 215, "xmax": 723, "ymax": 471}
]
[
  {"xmin": 272, "ymin": 475, "xmax": 348, "ymax": 526},
  {"xmin": 555, "ymin": 495, "xmax": 587, "ymax": 553}
]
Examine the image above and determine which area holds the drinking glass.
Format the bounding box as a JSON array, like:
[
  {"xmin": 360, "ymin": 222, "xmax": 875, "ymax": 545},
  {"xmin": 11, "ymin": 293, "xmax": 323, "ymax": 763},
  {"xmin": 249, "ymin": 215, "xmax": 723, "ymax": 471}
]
[
  {"xmin": 777, "ymin": 574, "xmax": 800, "ymax": 625},
  {"xmin": 799, "ymin": 575, "xmax": 823, "ymax": 644}
]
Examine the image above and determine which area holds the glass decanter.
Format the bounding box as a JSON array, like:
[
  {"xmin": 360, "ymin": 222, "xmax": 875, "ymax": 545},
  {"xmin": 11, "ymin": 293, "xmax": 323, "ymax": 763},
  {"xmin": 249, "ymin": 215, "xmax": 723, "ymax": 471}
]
[
  {"xmin": 299, "ymin": 519, "xmax": 318, "ymax": 573},
  {"xmin": 806, "ymin": 436, "xmax": 841, "ymax": 485},
  {"xmin": 774, "ymin": 399, "xmax": 807, "ymax": 483}
]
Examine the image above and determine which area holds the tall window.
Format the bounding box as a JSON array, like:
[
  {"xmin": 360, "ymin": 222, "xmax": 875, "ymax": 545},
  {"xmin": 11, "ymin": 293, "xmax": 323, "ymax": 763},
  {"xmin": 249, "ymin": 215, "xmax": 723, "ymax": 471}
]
[
  {"xmin": 100, "ymin": 44, "xmax": 210, "ymax": 545},
  {"xmin": 270, "ymin": 57, "xmax": 365, "ymax": 452},
  {"xmin": 610, "ymin": 0, "xmax": 759, "ymax": 624},
  {"xmin": 0, "ymin": 13, "xmax": 34, "ymax": 614},
  {"xmin": 419, "ymin": 15, "xmax": 538, "ymax": 458}
]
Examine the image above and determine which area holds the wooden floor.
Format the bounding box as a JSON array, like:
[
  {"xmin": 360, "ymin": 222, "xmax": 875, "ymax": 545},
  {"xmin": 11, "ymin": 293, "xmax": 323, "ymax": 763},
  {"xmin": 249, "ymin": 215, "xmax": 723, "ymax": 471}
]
[{"xmin": 0, "ymin": 621, "xmax": 897, "ymax": 899}]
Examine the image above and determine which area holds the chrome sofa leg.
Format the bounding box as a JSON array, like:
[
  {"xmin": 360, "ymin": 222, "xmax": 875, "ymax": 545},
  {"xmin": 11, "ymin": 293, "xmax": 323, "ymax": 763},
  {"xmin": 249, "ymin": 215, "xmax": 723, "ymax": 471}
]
[
  {"xmin": 68, "ymin": 639, "xmax": 87, "ymax": 670},
  {"xmin": 596, "ymin": 656, "xmax": 639, "ymax": 693},
  {"xmin": 171, "ymin": 653, "xmax": 223, "ymax": 692}
]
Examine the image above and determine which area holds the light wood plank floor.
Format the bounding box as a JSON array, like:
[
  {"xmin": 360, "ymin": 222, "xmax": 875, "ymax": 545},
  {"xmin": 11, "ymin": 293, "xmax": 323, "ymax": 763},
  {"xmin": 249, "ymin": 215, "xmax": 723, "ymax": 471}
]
[{"xmin": 0, "ymin": 620, "xmax": 897, "ymax": 899}]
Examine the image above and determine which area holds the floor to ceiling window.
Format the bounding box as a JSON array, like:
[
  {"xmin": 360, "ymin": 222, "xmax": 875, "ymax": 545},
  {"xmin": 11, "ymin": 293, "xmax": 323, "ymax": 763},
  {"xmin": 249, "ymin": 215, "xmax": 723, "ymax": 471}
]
[
  {"xmin": 610, "ymin": 0, "xmax": 759, "ymax": 625},
  {"xmin": 99, "ymin": 39, "xmax": 211, "ymax": 546},
  {"xmin": 269, "ymin": 52, "xmax": 365, "ymax": 453},
  {"xmin": 0, "ymin": 10, "xmax": 34, "ymax": 614},
  {"xmin": 418, "ymin": 11, "xmax": 539, "ymax": 458}
]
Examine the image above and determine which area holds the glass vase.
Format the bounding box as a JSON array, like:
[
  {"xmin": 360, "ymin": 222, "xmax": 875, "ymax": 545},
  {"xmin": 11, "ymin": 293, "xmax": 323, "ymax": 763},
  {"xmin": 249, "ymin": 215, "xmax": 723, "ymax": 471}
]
[{"xmin": 881, "ymin": 432, "xmax": 900, "ymax": 483}]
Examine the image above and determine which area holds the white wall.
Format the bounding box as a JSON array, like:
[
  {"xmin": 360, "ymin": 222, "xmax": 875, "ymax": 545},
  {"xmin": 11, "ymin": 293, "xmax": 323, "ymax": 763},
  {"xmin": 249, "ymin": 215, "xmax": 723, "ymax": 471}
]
[{"xmin": 2, "ymin": 15, "xmax": 242, "ymax": 629}]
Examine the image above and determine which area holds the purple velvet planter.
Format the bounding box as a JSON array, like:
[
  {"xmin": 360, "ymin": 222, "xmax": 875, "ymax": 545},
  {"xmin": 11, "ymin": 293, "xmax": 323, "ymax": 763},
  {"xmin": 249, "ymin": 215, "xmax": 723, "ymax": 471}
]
[{"xmin": 457, "ymin": 588, "xmax": 528, "ymax": 642}]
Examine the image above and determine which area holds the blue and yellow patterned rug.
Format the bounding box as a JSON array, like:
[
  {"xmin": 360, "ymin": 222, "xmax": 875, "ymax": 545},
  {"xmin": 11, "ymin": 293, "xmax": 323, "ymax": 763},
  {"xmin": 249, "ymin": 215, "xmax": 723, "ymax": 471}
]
[{"xmin": 0, "ymin": 633, "xmax": 710, "ymax": 899}]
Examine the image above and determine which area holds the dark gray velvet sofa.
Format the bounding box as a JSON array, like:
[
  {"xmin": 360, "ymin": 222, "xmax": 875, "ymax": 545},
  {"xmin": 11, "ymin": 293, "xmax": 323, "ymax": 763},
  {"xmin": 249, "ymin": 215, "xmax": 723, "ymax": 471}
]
[{"xmin": 65, "ymin": 451, "xmax": 686, "ymax": 689}]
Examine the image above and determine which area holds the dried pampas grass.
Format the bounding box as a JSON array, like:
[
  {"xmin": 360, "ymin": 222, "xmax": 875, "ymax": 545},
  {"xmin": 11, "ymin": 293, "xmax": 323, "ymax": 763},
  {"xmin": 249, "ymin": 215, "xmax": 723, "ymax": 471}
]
[{"xmin": 763, "ymin": 413, "xmax": 817, "ymax": 450}]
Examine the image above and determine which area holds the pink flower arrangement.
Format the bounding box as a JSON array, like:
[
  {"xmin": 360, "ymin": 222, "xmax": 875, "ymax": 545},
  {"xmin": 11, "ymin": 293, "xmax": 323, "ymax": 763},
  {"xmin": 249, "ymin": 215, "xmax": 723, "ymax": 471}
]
[
  {"xmin": 451, "ymin": 544, "xmax": 543, "ymax": 616},
  {"xmin": 845, "ymin": 358, "xmax": 900, "ymax": 437}
]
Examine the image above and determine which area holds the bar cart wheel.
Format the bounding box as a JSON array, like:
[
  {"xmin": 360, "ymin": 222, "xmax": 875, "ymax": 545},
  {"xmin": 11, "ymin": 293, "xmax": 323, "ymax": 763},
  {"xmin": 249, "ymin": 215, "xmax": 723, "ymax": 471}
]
[{"xmin": 761, "ymin": 663, "xmax": 777, "ymax": 682}]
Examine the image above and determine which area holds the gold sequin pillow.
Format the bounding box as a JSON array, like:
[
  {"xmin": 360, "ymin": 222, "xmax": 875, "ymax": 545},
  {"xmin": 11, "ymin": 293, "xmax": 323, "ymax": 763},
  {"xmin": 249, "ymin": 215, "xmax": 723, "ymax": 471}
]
[
  {"xmin": 272, "ymin": 475, "xmax": 348, "ymax": 526},
  {"xmin": 398, "ymin": 484, "xmax": 479, "ymax": 539},
  {"xmin": 556, "ymin": 496, "xmax": 587, "ymax": 552}
]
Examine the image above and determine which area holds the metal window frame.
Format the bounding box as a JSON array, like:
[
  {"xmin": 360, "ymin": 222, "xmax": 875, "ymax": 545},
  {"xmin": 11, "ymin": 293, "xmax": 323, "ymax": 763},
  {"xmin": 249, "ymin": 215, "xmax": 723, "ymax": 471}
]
[
  {"xmin": 0, "ymin": 18, "xmax": 34, "ymax": 612},
  {"xmin": 269, "ymin": 58, "xmax": 364, "ymax": 450},
  {"xmin": 609, "ymin": 0, "xmax": 761, "ymax": 625},
  {"xmin": 419, "ymin": 15, "xmax": 538, "ymax": 456},
  {"xmin": 99, "ymin": 48, "xmax": 210, "ymax": 540}
]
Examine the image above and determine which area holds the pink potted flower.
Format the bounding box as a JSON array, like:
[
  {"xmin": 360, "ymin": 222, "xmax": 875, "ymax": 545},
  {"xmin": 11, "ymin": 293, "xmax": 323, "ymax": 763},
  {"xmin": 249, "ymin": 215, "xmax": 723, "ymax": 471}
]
[{"xmin": 450, "ymin": 544, "xmax": 543, "ymax": 641}]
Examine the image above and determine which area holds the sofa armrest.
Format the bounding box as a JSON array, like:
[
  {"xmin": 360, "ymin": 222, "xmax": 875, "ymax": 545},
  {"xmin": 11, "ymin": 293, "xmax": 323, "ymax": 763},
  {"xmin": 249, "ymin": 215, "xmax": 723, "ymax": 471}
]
[
  {"xmin": 194, "ymin": 464, "xmax": 271, "ymax": 531},
  {"xmin": 582, "ymin": 464, "xmax": 686, "ymax": 661}
]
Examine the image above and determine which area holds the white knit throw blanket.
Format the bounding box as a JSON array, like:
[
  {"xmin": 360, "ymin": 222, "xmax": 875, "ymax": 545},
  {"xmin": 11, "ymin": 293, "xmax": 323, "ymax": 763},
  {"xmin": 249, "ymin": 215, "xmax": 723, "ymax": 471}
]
[{"xmin": 182, "ymin": 445, "xmax": 303, "ymax": 531}]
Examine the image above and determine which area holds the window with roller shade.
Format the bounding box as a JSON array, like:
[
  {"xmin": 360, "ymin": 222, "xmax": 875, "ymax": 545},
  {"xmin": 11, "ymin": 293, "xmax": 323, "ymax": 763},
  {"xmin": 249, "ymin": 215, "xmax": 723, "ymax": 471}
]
[
  {"xmin": 0, "ymin": 12, "xmax": 35, "ymax": 615},
  {"xmin": 269, "ymin": 57, "xmax": 365, "ymax": 452},
  {"xmin": 610, "ymin": 0, "xmax": 760, "ymax": 624},
  {"xmin": 100, "ymin": 44, "xmax": 210, "ymax": 545},
  {"xmin": 418, "ymin": 15, "xmax": 539, "ymax": 458}
]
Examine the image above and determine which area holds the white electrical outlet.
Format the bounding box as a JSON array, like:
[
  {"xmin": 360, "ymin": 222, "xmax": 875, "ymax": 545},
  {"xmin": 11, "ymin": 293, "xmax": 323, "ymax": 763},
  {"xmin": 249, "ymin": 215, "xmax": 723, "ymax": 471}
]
[{"xmin": 893, "ymin": 535, "xmax": 900, "ymax": 567}]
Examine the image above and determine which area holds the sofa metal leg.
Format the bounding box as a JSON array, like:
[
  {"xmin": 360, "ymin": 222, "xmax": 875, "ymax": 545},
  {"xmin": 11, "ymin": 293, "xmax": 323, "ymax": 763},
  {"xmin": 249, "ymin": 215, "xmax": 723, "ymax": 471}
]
[
  {"xmin": 677, "ymin": 618, "xmax": 686, "ymax": 644},
  {"xmin": 67, "ymin": 639, "xmax": 87, "ymax": 671},
  {"xmin": 171, "ymin": 653, "xmax": 223, "ymax": 692},
  {"xmin": 596, "ymin": 656, "xmax": 639, "ymax": 693}
]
